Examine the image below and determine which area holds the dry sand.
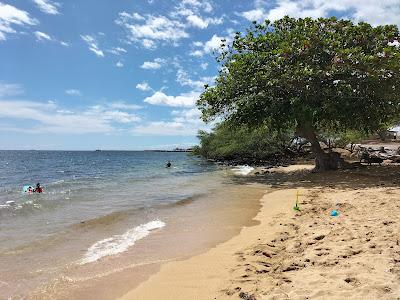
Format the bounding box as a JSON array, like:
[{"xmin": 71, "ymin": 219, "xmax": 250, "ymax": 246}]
[{"xmin": 119, "ymin": 164, "xmax": 400, "ymax": 300}]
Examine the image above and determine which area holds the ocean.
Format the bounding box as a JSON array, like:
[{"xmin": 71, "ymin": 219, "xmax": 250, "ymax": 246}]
[{"xmin": 0, "ymin": 151, "xmax": 263, "ymax": 299}]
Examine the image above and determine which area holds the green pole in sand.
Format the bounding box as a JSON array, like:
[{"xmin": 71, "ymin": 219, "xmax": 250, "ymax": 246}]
[{"xmin": 293, "ymin": 190, "xmax": 301, "ymax": 212}]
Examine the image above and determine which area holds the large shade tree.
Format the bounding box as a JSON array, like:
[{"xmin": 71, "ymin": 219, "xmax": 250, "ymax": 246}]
[{"xmin": 197, "ymin": 17, "xmax": 400, "ymax": 171}]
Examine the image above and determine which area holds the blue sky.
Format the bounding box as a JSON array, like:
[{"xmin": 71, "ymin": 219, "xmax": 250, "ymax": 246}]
[{"xmin": 0, "ymin": 0, "xmax": 399, "ymax": 150}]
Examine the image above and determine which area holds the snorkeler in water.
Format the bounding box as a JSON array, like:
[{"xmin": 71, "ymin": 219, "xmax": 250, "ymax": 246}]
[{"xmin": 166, "ymin": 161, "xmax": 171, "ymax": 168}]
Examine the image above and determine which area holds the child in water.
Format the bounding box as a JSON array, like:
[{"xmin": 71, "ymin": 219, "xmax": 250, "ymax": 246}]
[{"xmin": 34, "ymin": 183, "xmax": 43, "ymax": 193}]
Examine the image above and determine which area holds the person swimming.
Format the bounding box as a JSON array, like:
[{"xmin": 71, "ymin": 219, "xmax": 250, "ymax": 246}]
[
  {"xmin": 166, "ymin": 161, "xmax": 171, "ymax": 168},
  {"xmin": 34, "ymin": 183, "xmax": 43, "ymax": 193}
]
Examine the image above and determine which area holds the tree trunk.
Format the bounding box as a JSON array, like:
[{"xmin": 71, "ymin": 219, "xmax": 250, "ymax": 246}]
[
  {"xmin": 300, "ymin": 126, "xmax": 344, "ymax": 171},
  {"xmin": 378, "ymin": 130, "xmax": 387, "ymax": 142},
  {"xmin": 350, "ymin": 142, "xmax": 355, "ymax": 153}
]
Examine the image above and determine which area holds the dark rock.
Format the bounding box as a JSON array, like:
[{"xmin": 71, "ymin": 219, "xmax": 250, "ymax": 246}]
[{"xmin": 239, "ymin": 292, "xmax": 257, "ymax": 300}]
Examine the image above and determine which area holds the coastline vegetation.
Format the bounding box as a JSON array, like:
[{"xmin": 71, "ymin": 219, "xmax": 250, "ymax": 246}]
[{"xmin": 193, "ymin": 123, "xmax": 293, "ymax": 163}]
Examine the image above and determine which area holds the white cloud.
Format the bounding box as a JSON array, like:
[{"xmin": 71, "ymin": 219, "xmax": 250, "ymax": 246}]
[
  {"xmin": 107, "ymin": 47, "xmax": 127, "ymax": 55},
  {"xmin": 136, "ymin": 81, "xmax": 152, "ymax": 91},
  {"xmin": 190, "ymin": 50, "xmax": 203, "ymax": 57},
  {"xmin": 0, "ymin": 100, "xmax": 141, "ymax": 134},
  {"xmin": 241, "ymin": 9, "xmax": 265, "ymax": 22},
  {"xmin": 200, "ymin": 62, "xmax": 208, "ymax": 70},
  {"xmin": 0, "ymin": 82, "xmax": 23, "ymax": 97},
  {"xmin": 0, "ymin": 3, "xmax": 38, "ymax": 41},
  {"xmin": 144, "ymin": 91, "xmax": 200, "ymax": 107},
  {"xmin": 34, "ymin": 30, "xmax": 67, "ymax": 46},
  {"xmin": 89, "ymin": 105, "xmax": 141, "ymax": 124},
  {"xmin": 107, "ymin": 102, "xmax": 142, "ymax": 110},
  {"xmin": 116, "ymin": 61, "xmax": 124, "ymax": 68},
  {"xmin": 186, "ymin": 15, "xmax": 223, "ymax": 29},
  {"xmin": 32, "ymin": 0, "xmax": 60, "ymax": 15},
  {"xmin": 132, "ymin": 107, "xmax": 206, "ymax": 136},
  {"xmin": 140, "ymin": 58, "xmax": 166, "ymax": 69},
  {"xmin": 240, "ymin": 0, "xmax": 400, "ymax": 26},
  {"xmin": 116, "ymin": 12, "xmax": 189, "ymax": 49},
  {"xmin": 176, "ymin": 68, "xmax": 214, "ymax": 90},
  {"xmin": 186, "ymin": 15, "xmax": 208, "ymax": 28},
  {"xmin": 65, "ymin": 89, "xmax": 81, "ymax": 96},
  {"xmin": 171, "ymin": 108, "xmax": 202, "ymax": 124},
  {"xmin": 190, "ymin": 34, "xmax": 230, "ymax": 57},
  {"xmin": 176, "ymin": 0, "xmax": 213, "ymax": 14},
  {"xmin": 142, "ymin": 39, "xmax": 156, "ymax": 49},
  {"xmin": 34, "ymin": 31, "xmax": 51, "ymax": 41},
  {"xmin": 81, "ymin": 34, "xmax": 104, "ymax": 57},
  {"xmin": 132, "ymin": 121, "xmax": 198, "ymax": 136}
]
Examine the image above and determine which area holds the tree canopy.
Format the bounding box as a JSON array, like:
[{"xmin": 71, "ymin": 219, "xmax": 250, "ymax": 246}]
[{"xmin": 197, "ymin": 17, "xmax": 400, "ymax": 170}]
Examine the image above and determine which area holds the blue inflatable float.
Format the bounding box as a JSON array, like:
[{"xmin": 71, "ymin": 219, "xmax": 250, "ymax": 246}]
[{"xmin": 23, "ymin": 185, "xmax": 34, "ymax": 193}]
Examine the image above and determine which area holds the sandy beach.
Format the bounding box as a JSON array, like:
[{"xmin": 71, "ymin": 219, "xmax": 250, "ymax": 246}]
[{"xmin": 119, "ymin": 164, "xmax": 400, "ymax": 300}]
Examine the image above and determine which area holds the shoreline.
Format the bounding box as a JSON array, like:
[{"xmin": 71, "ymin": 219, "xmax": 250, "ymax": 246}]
[
  {"xmin": 118, "ymin": 187, "xmax": 294, "ymax": 300},
  {"xmin": 118, "ymin": 164, "xmax": 400, "ymax": 299}
]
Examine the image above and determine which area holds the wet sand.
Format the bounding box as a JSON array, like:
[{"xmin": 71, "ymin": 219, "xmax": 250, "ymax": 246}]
[{"xmin": 119, "ymin": 164, "xmax": 400, "ymax": 299}]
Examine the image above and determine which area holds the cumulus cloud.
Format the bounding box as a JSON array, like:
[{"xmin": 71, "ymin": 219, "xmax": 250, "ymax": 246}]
[
  {"xmin": 116, "ymin": 12, "xmax": 189, "ymax": 49},
  {"xmin": 81, "ymin": 34, "xmax": 104, "ymax": 57},
  {"xmin": 0, "ymin": 3, "xmax": 38, "ymax": 41},
  {"xmin": 142, "ymin": 38, "xmax": 156, "ymax": 49},
  {"xmin": 241, "ymin": 8, "xmax": 265, "ymax": 22},
  {"xmin": 32, "ymin": 0, "xmax": 60, "ymax": 15},
  {"xmin": 240, "ymin": 0, "xmax": 400, "ymax": 26},
  {"xmin": 116, "ymin": 61, "xmax": 124, "ymax": 68},
  {"xmin": 144, "ymin": 91, "xmax": 200, "ymax": 107},
  {"xmin": 65, "ymin": 89, "xmax": 81, "ymax": 96},
  {"xmin": 136, "ymin": 81, "xmax": 152, "ymax": 91},
  {"xmin": 190, "ymin": 34, "xmax": 230, "ymax": 57},
  {"xmin": 186, "ymin": 14, "xmax": 222, "ymax": 29},
  {"xmin": 140, "ymin": 58, "xmax": 166, "ymax": 69}
]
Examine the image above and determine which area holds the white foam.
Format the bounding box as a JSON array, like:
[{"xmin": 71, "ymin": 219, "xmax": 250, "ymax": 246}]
[
  {"xmin": 80, "ymin": 220, "xmax": 166, "ymax": 264},
  {"xmin": 231, "ymin": 165, "xmax": 254, "ymax": 176}
]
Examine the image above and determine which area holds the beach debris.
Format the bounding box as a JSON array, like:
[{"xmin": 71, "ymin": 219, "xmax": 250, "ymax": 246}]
[
  {"xmin": 239, "ymin": 291, "xmax": 257, "ymax": 300},
  {"xmin": 330, "ymin": 210, "xmax": 339, "ymax": 217},
  {"xmin": 314, "ymin": 234, "xmax": 326, "ymax": 241}
]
